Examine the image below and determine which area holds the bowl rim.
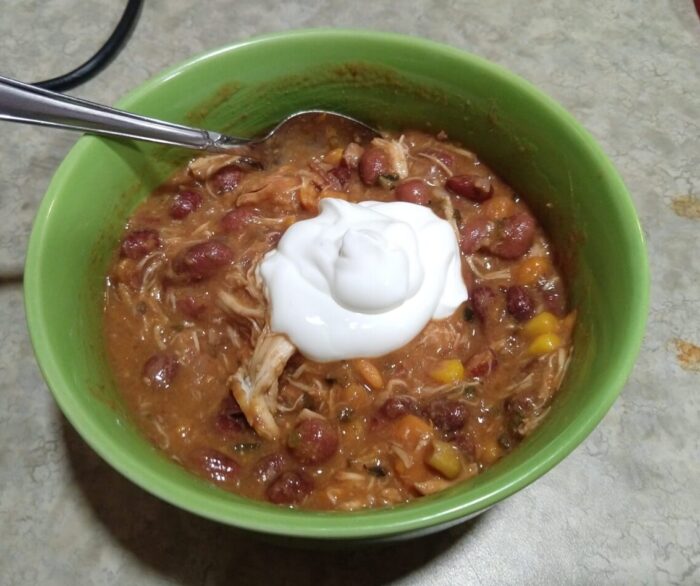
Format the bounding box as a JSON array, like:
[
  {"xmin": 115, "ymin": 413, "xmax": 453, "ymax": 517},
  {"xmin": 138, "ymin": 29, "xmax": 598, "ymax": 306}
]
[{"xmin": 24, "ymin": 28, "xmax": 650, "ymax": 539}]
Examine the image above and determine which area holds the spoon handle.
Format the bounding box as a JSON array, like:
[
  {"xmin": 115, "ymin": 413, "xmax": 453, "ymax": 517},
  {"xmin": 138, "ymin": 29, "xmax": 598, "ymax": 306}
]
[{"xmin": 0, "ymin": 75, "xmax": 246, "ymax": 152}]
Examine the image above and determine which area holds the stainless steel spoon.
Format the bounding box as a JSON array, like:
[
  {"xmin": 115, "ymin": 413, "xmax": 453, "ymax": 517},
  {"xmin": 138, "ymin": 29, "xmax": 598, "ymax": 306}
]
[{"xmin": 0, "ymin": 75, "xmax": 377, "ymax": 152}]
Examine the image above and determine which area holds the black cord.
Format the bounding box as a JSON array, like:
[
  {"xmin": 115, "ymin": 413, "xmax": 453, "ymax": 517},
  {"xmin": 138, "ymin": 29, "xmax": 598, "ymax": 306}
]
[{"xmin": 35, "ymin": 0, "xmax": 143, "ymax": 92}]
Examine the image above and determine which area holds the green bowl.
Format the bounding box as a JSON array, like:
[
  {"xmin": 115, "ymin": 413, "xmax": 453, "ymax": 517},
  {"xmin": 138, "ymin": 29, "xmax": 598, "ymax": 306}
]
[{"xmin": 24, "ymin": 30, "xmax": 648, "ymax": 541}]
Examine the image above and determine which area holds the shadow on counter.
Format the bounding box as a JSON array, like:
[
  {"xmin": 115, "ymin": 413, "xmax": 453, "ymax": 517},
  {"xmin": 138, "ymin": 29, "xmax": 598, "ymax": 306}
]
[{"xmin": 61, "ymin": 414, "xmax": 485, "ymax": 586}]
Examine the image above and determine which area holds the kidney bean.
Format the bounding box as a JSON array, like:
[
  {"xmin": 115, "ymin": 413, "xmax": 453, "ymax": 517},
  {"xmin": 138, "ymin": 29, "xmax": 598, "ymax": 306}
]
[
  {"xmin": 453, "ymin": 432, "xmax": 476, "ymax": 460},
  {"xmin": 197, "ymin": 449, "xmax": 240, "ymax": 483},
  {"xmin": 471, "ymin": 285, "xmax": 496, "ymax": 322},
  {"xmin": 221, "ymin": 208, "xmax": 258, "ymax": 233},
  {"xmin": 120, "ymin": 229, "xmax": 160, "ymax": 260},
  {"xmin": 266, "ymin": 471, "xmax": 314, "ymax": 505},
  {"xmin": 142, "ymin": 353, "xmax": 179, "ymax": 389},
  {"xmin": 267, "ymin": 231, "xmax": 282, "ymax": 247},
  {"xmin": 173, "ymin": 241, "xmax": 233, "ymax": 279},
  {"xmin": 169, "ymin": 190, "xmax": 202, "ymax": 219},
  {"xmin": 359, "ymin": 147, "xmax": 389, "ymax": 186},
  {"xmin": 541, "ymin": 284, "xmax": 567, "ymax": 317},
  {"xmin": 253, "ymin": 453, "xmax": 288, "ymax": 484},
  {"xmin": 425, "ymin": 399, "xmax": 468, "ymax": 433},
  {"xmin": 445, "ymin": 174, "xmax": 493, "ymax": 202},
  {"xmin": 328, "ymin": 165, "xmax": 351, "ymax": 189},
  {"xmin": 287, "ymin": 418, "xmax": 338, "ymax": 464},
  {"xmin": 458, "ymin": 216, "xmax": 493, "ymax": 254},
  {"xmin": 506, "ymin": 285, "xmax": 536, "ymax": 321},
  {"xmin": 488, "ymin": 212, "xmax": 536, "ymax": 259},
  {"xmin": 465, "ymin": 349, "xmax": 497, "ymax": 379},
  {"xmin": 215, "ymin": 395, "xmax": 250, "ymax": 433},
  {"xmin": 395, "ymin": 179, "xmax": 431, "ymax": 205},
  {"xmin": 381, "ymin": 395, "xmax": 419, "ymax": 419},
  {"xmin": 211, "ymin": 165, "xmax": 243, "ymax": 194},
  {"xmin": 176, "ymin": 295, "xmax": 207, "ymax": 319}
]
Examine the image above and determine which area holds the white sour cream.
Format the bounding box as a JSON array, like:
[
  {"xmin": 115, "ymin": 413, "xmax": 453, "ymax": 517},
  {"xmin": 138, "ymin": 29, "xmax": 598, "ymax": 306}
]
[{"xmin": 259, "ymin": 198, "xmax": 468, "ymax": 362}]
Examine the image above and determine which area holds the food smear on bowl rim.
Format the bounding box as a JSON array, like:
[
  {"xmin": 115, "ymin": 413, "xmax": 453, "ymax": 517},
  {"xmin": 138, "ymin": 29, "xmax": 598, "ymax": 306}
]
[
  {"xmin": 259, "ymin": 198, "xmax": 468, "ymax": 362},
  {"xmin": 103, "ymin": 115, "xmax": 576, "ymax": 510}
]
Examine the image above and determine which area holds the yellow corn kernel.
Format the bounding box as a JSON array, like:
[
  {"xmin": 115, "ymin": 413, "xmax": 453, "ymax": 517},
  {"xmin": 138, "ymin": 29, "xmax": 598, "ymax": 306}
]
[
  {"xmin": 528, "ymin": 333, "xmax": 562, "ymax": 355},
  {"xmin": 482, "ymin": 195, "xmax": 517, "ymax": 220},
  {"xmin": 323, "ymin": 148, "xmax": 344, "ymax": 166},
  {"xmin": 352, "ymin": 359, "xmax": 384, "ymax": 390},
  {"xmin": 426, "ymin": 440, "xmax": 462, "ymax": 479},
  {"xmin": 523, "ymin": 311, "xmax": 559, "ymax": 338},
  {"xmin": 514, "ymin": 256, "xmax": 551, "ymax": 285},
  {"xmin": 429, "ymin": 359, "xmax": 465, "ymax": 384}
]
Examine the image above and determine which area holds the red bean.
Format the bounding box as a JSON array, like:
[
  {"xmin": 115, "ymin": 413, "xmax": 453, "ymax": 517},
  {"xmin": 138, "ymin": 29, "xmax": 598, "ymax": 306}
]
[
  {"xmin": 197, "ymin": 449, "xmax": 240, "ymax": 483},
  {"xmin": 169, "ymin": 190, "xmax": 202, "ymax": 219},
  {"xmin": 425, "ymin": 399, "xmax": 468, "ymax": 432},
  {"xmin": 253, "ymin": 453, "xmax": 287, "ymax": 484},
  {"xmin": 488, "ymin": 213, "xmax": 536, "ymax": 259},
  {"xmin": 173, "ymin": 241, "xmax": 233, "ymax": 279},
  {"xmin": 142, "ymin": 353, "xmax": 179, "ymax": 390},
  {"xmin": 471, "ymin": 285, "xmax": 496, "ymax": 322},
  {"xmin": 454, "ymin": 432, "xmax": 476, "ymax": 460},
  {"xmin": 381, "ymin": 395, "xmax": 419, "ymax": 419},
  {"xmin": 465, "ymin": 349, "xmax": 497, "ymax": 379},
  {"xmin": 221, "ymin": 208, "xmax": 258, "ymax": 233},
  {"xmin": 505, "ymin": 390, "xmax": 540, "ymax": 427},
  {"xmin": 395, "ymin": 179, "xmax": 431, "ymax": 205},
  {"xmin": 120, "ymin": 229, "xmax": 160, "ymax": 260},
  {"xmin": 266, "ymin": 471, "xmax": 313, "ymax": 505},
  {"xmin": 445, "ymin": 174, "xmax": 493, "ymax": 202},
  {"xmin": 287, "ymin": 418, "xmax": 338, "ymax": 464},
  {"xmin": 458, "ymin": 216, "xmax": 493, "ymax": 254},
  {"xmin": 267, "ymin": 231, "xmax": 282, "ymax": 247},
  {"xmin": 541, "ymin": 284, "xmax": 567, "ymax": 317},
  {"xmin": 215, "ymin": 395, "xmax": 250, "ymax": 433},
  {"xmin": 359, "ymin": 147, "xmax": 389, "ymax": 186},
  {"xmin": 211, "ymin": 165, "xmax": 243, "ymax": 194},
  {"xmin": 506, "ymin": 285, "xmax": 536, "ymax": 321},
  {"xmin": 176, "ymin": 295, "xmax": 207, "ymax": 319},
  {"xmin": 328, "ymin": 165, "xmax": 351, "ymax": 189}
]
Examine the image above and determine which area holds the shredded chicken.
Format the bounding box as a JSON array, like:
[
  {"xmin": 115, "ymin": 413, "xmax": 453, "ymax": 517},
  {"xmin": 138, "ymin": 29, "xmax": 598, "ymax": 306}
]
[
  {"xmin": 228, "ymin": 331, "xmax": 296, "ymax": 440},
  {"xmin": 371, "ymin": 137, "xmax": 409, "ymax": 179},
  {"xmin": 217, "ymin": 290, "xmax": 265, "ymax": 319},
  {"xmin": 236, "ymin": 172, "xmax": 301, "ymax": 212},
  {"xmin": 188, "ymin": 152, "xmax": 260, "ymax": 180}
]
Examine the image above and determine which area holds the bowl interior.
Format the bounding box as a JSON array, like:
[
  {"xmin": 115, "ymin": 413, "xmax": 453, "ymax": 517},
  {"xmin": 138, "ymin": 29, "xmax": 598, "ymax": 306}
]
[{"xmin": 25, "ymin": 30, "xmax": 648, "ymax": 540}]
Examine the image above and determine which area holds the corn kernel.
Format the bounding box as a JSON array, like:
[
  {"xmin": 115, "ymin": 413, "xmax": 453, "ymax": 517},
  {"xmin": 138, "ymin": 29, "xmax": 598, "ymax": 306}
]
[
  {"xmin": 323, "ymin": 148, "xmax": 344, "ymax": 166},
  {"xmin": 523, "ymin": 311, "xmax": 559, "ymax": 338},
  {"xmin": 352, "ymin": 359, "xmax": 384, "ymax": 390},
  {"xmin": 429, "ymin": 359, "xmax": 465, "ymax": 384},
  {"xmin": 514, "ymin": 256, "xmax": 551, "ymax": 285},
  {"xmin": 426, "ymin": 440, "xmax": 462, "ymax": 479},
  {"xmin": 528, "ymin": 333, "xmax": 562, "ymax": 355}
]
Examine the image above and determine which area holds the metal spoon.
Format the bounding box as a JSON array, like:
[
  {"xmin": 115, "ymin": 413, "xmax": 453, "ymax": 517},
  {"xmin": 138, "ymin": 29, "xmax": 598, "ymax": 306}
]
[{"xmin": 0, "ymin": 75, "xmax": 378, "ymax": 152}]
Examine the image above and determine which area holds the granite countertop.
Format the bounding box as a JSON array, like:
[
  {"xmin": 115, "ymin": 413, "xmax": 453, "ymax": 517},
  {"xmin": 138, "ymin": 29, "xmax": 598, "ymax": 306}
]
[{"xmin": 1, "ymin": 1, "xmax": 698, "ymax": 584}]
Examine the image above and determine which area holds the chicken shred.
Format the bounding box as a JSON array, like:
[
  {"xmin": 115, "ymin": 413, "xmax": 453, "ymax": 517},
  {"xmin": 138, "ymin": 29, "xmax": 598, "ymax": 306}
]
[{"xmin": 228, "ymin": 331, "xmax": 296, "ymax": 440}]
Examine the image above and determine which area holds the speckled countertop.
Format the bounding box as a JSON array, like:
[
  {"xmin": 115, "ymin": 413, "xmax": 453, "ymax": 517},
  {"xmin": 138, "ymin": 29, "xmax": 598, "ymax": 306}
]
[{"xmin": 1, "ymin": 1, "xmax": 699, "ymax": 584}]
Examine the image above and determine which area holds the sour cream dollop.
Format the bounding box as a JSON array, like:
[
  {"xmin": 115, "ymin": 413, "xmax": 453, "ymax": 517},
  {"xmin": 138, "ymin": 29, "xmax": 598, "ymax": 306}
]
[{"xmin": 259, "ymin": 198, "xmax": 468, "ymax": 362}]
